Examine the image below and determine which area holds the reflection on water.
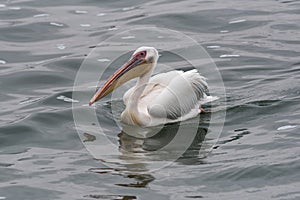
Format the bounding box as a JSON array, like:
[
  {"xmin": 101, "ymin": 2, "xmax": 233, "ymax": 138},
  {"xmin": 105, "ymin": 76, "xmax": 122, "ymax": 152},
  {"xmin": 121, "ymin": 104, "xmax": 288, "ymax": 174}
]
[
  {"xmin": 87, "ymin": 115, "xmax": 210, "ymax": 196},
  {"xmin": 118, "ymin": 118, "xmax": 209, "ymax": 165},
  {"xmin": 86, "ymin": 110, "xmax": 211, "ymax": 191}
]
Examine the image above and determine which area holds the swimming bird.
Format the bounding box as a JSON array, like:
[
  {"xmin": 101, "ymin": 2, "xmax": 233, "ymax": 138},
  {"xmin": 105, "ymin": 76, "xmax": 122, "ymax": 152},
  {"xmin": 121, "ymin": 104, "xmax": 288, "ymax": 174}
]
[{"xmin": 89, "ymin": 46, "xmax": 209, "ymax": 127}]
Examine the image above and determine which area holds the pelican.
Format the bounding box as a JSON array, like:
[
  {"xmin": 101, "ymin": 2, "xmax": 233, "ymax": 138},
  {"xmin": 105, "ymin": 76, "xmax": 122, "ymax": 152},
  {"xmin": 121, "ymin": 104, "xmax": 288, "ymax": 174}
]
[{"xmin": 89, "ymin": 46, "xmax": 209, "ymax": 127}]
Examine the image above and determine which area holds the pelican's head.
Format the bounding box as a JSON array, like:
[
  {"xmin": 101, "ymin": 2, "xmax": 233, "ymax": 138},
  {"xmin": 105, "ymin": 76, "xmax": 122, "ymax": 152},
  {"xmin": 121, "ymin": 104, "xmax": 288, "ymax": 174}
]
[{"xmin": 89, "ymin": 46, "xmax": 158, "ymax": 105}]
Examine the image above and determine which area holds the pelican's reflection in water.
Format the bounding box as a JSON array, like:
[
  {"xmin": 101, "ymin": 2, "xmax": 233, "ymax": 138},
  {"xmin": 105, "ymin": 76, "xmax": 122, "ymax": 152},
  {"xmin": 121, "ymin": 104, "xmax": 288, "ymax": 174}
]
[
  {"xmin": 88, "ymin": 112, "xmax": 211, "ymax": 190},
  {"xmin": 118, "ymin": 110, "xmax": 211, "ymax": 168}
]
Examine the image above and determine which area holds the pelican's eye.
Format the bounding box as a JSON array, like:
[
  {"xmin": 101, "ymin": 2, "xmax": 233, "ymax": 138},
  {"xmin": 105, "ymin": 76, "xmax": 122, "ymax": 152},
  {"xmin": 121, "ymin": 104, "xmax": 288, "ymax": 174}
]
[
  {"xmin": 135, "ymin": 51, "xmax": 146, "ymax": 58},
  {"xmin": 140, "ymin": 51, "xmax": 146, "ymax": 57}
]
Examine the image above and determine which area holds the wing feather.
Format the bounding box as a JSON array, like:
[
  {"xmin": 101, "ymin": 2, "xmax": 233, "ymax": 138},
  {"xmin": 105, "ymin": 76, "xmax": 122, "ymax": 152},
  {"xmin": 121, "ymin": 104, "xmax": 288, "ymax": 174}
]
[
  {"xmin": 123, "ymin": 70, "xmax": 183, "ymax": 105},
  {"xmin": 147, "ymin": 69, "xmax": 208, "ymax": 119}
]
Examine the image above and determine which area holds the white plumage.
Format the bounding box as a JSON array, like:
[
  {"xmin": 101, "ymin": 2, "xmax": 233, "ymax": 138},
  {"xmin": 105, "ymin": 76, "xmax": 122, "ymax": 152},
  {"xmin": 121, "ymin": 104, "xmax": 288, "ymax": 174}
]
[
  {"xmin": 122, "ymin": 69, "xmax": 208, "ymax": 126},
  {"xmin": 89, "ymin": 47, "xmax": 209, "ymax": 127}
]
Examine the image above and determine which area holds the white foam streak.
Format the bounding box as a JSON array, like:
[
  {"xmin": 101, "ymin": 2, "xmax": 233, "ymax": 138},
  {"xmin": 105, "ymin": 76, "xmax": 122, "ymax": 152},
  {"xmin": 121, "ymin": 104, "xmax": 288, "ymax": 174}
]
[
  {"xmin": 50, "ymin": 22, "xmax": 64, "ymax": 27},
  {"xmin": 220, "ymin": 54, "xmax": 240, "ymax": 58},
  {"xmin": 121, "ymin": 36, "xmax": 135, "ymax": 39},
  {"xmin": 56, "ymin": 95, "xmax": 79, "ymax": 103},
  {"xmin": 277, "ymin": 125, "xmax": 297, "ymax": 131},
  {"xmin": 97, "ymin": 58, "xmax": 110, "ymax": 62},
  {"xmin": 229, "ymin": 19, "xmax": 246, "ymax": 24}
]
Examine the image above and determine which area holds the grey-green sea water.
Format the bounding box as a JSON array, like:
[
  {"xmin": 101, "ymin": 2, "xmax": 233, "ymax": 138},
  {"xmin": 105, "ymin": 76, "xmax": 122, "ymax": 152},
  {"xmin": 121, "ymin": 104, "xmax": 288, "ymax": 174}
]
[{"xmin": 0, "ymin": 0, "xmax": 300, "ymax": 199}]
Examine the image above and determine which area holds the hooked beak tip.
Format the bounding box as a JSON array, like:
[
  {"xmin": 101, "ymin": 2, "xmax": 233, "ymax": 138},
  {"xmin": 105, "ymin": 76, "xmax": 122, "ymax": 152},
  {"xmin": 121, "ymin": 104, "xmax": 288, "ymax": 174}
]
[{"xmin": 88, "ymin": 100, "xmax": 95, "ymax": 106}]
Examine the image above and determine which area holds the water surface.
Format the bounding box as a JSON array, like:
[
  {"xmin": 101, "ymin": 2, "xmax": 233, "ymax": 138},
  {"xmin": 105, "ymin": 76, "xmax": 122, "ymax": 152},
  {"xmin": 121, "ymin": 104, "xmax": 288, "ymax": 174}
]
[{"xmin": 0, "ymin": 0, "xmax": 300, "ymax": 199}]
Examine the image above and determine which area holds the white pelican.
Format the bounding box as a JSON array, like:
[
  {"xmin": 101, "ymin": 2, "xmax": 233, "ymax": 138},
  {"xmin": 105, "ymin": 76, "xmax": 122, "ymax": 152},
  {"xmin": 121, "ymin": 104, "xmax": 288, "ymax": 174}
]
[{"xmin": 89, "ymin": 46, "xmax": 209, "ymax": 127}]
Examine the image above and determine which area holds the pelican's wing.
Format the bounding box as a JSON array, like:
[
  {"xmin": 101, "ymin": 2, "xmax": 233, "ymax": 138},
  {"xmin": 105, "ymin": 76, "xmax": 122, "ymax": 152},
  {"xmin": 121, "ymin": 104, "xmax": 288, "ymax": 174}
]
[
  {"xmin": 147, "ymin": 69, "xmax": 208, "ymax": 119},
  {"xmin": 123, "ymin": 70, "xmax": 182, "ymax": 105}
]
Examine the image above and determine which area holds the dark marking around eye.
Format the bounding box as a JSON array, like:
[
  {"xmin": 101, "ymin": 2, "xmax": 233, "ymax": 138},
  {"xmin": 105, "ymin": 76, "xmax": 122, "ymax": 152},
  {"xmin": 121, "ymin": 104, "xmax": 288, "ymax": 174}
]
[{"xmin": 134, "ymin": 50, "xmax": 146, "ymax": 59}]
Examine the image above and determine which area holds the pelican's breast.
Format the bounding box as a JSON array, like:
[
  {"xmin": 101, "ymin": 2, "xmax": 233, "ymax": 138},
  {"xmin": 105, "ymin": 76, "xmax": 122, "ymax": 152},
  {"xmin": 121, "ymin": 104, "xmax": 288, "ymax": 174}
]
[{"xmin": 121, "ymin": 109, "xmax": 145, "ymax": 126}]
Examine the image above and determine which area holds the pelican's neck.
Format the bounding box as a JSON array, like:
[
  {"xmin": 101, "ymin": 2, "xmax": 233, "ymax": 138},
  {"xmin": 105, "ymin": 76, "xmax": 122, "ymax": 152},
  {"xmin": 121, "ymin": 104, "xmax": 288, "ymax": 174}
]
[
  {"xmin": 128, "ymin": 70, "xmax": 152, "ymax": 109},
  {"xmin": 128, "ymin": 62, "xmax": 156, "ymax": 111},
  {"xmin": 122, "ymin": 60, "xmax": 157, "ymax": 126}
]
